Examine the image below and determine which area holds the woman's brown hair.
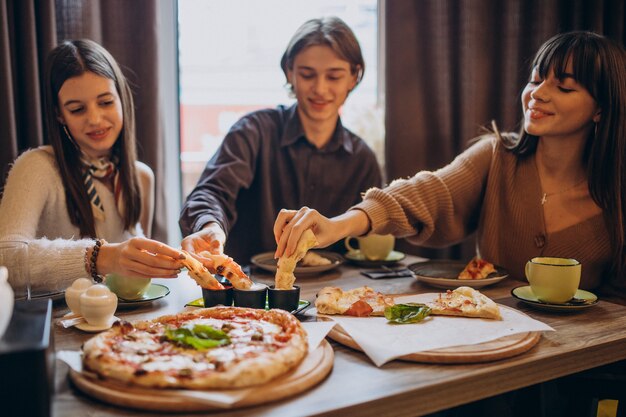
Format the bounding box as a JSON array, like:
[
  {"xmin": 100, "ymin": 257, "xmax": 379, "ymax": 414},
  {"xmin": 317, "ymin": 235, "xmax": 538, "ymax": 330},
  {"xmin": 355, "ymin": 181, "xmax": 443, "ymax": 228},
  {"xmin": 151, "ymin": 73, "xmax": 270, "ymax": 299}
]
[
  {"xmin": 43, "ymin": 39, "xmax": 141, "ymax": 237},
  {"xmin": 505, "ymin": 31, "xmax": 626, "ymax": 281}
]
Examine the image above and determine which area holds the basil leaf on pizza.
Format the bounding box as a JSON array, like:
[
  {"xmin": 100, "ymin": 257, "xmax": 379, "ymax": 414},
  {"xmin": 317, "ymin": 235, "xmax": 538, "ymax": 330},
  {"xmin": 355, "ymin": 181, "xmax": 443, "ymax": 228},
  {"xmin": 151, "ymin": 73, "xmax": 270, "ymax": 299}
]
[{"xmin": 164, "ymin": 324, "xmax": 231, "ymax": 350}]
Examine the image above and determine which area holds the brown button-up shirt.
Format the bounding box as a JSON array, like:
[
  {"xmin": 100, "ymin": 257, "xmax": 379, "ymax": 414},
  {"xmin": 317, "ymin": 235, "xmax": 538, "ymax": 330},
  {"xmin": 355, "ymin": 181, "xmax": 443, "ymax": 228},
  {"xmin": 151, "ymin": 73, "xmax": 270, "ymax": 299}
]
[{"xmin": 179, "ymin": 104, "xmax": 382, "ymax": 264}]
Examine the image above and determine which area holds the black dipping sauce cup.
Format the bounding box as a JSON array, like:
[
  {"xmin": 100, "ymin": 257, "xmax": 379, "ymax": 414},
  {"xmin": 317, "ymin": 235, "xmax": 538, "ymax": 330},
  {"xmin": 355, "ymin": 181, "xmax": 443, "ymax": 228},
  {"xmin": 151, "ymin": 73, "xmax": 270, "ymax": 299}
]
[
  {"xmin": 202, "ymin": 286, "xmax": 233, "ymax": 307},
  {"xmin": 233, "ymin": 285, "xmax": 267, "ymax": 309},
  {"xmin": 268, "ymin": 285, "xmax": 300, "ymax": 312}
]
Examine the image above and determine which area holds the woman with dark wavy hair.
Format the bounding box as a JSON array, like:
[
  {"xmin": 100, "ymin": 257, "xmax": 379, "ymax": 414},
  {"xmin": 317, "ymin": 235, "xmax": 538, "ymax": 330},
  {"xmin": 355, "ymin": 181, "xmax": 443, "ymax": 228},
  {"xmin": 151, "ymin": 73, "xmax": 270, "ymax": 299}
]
[
  {"xmin": 0, "ymin": 39, "xmax": 184, "ymax": 293},
  {"xmin": 275, "ymin": 31, "xmax": 626, "ymax": 300}
]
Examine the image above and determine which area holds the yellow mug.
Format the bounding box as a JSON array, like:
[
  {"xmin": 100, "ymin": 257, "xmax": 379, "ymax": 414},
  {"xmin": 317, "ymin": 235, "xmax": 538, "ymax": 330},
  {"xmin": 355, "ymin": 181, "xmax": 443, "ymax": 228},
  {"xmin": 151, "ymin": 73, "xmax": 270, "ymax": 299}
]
[
  {"xmin": 525, "ymin": 257, "xmax": 581, "ymax": 304},
  {"xmin": 344, "ymin": 234, "xmax": 395, "ymax": 261},
  {"xmin": 105, "ymin": 274, "xmax": 151, "ymax": 300}
]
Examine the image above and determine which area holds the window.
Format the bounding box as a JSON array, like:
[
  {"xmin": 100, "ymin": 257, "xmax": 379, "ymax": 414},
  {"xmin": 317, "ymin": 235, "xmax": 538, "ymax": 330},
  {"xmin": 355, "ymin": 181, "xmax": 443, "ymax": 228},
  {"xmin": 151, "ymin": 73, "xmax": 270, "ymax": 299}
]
[{"xmin": 178, "ymin": 0, "xmax": 383, "ymax": 197}]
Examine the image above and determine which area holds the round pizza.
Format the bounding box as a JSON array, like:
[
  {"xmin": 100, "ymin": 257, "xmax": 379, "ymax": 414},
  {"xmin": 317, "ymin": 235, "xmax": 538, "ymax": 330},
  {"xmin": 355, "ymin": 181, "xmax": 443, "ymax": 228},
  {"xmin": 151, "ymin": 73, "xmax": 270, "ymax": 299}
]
[{"xmin": 82, "ymin": 307, "xmax": 308, "ymax": 389}]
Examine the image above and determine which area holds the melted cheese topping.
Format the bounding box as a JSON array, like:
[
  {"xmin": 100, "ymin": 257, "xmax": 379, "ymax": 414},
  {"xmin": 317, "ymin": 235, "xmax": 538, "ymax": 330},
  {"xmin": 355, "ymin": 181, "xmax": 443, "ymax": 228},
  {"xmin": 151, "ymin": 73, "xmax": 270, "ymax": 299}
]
[{"xmin": 110, "ymin": 317, "xmax": 284, "ymax": 374}]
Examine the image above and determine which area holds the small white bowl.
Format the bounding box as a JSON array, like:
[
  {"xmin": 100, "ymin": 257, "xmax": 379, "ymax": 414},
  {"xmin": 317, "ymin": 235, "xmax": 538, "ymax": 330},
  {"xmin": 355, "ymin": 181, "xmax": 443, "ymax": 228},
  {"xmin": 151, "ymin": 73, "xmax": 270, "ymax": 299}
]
[
  {"xmin": 80, "ymin": 284, "xmax": 117, "ymax": 327},
  {"xmin": 64, "ymin": 278, "xmax": 94, "ymax": 315}
]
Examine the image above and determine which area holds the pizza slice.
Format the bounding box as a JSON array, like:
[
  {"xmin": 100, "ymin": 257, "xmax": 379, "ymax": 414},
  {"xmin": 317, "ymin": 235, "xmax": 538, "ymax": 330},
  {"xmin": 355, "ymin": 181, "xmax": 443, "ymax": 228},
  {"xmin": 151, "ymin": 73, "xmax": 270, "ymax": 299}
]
[
  {"xmin": 197, "ymin": 251, "xmax": 252, "ymax": 289},
  {"xmin": 458, "ymin": 257, "xmax": 497, "ymax": 280},
  {"xmin": 300, "ymin": 251, "xmax": 332, "ymax": 267},
  {"xmin": 426, "ymin": 286, "xmax": 501, "ymax": 320},
  {"xmin": 275, "ymin": 229, "xmax": 318, "ymax": 290},
  {"xmin": 180, "ymin": 250, "xmax": 224, "ymax": 290},
  {"xmin": 315, "ymin": 286, "xmax": 394, "ymax": 317}
]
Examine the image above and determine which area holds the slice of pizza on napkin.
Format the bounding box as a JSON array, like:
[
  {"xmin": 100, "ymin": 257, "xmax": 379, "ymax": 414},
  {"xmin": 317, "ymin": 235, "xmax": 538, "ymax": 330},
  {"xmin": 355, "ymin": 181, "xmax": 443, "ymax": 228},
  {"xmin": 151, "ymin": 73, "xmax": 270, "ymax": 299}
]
[
  {"xmin": 426, "ymin": 286, "xmax": 501, "ymax": 320},
  {"xmin": 315, "ymin": 286, "xmax": 394, "ymax": 317},
  {"xmin": 315, "ymin": 285, "xmax": 501, "ymax": 320}
]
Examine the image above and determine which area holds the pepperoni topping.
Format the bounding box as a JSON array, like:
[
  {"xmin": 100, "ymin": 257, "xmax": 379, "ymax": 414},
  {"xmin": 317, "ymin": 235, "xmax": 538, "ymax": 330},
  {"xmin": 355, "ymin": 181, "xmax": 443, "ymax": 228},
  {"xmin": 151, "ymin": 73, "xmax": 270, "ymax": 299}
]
[{"xmin": 345, "ymin": 300, "xmax": 374, "ymax": 317}]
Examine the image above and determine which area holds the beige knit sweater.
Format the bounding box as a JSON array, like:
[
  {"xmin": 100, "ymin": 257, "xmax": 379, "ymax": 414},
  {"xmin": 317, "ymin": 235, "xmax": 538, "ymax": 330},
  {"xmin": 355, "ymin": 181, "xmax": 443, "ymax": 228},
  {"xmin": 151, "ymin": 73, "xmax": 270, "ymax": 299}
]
[
  {"xmin": 356, "ymin": 136, "xmax": 611, "ymax": 291},
  {"xmin": 0, "ymin": 146, "xmax": 141, "ymax": 294}
]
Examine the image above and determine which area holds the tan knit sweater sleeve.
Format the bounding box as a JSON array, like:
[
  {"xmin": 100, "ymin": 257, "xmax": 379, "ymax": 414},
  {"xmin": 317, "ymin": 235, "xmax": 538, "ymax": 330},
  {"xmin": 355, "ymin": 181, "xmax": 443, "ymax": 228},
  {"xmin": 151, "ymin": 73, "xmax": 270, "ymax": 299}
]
[{"xmin": 354, "ymin": 136, "xmax": 497, "ymax": 247}]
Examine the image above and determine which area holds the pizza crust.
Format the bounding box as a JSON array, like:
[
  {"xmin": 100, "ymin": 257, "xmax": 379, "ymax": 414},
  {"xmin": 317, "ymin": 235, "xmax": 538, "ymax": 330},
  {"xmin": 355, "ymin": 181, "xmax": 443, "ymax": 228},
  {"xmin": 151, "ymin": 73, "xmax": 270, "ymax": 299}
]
[
  {"xmin": 275, "ymin": 229, "xmax": 318, "ymax": 290},
  {"xmin": 180, "ymin": 251, "xmax": 224, "ymax": 290},
  {"xmin": 82, "ymin": 307, "xmax": 308, "ymax": 389},
  {"xmin": 197, "ymin": 251, "xmax": 252, "ymax": 289}
]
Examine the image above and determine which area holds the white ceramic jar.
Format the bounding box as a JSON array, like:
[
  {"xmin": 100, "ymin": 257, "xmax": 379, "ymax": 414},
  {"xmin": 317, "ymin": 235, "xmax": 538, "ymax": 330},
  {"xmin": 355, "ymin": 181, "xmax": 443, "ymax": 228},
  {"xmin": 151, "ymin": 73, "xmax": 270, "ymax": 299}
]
[
  {"xmin": 0, "ymin": 266, "xmax": 14, "ymax": 338},
  {"xmin": 64, "ymin": 278, "xmax": 94, "ymax": 316},
  {"xmin": 80, "ymin": 284, "xmax": 117, "ymax": 327}
]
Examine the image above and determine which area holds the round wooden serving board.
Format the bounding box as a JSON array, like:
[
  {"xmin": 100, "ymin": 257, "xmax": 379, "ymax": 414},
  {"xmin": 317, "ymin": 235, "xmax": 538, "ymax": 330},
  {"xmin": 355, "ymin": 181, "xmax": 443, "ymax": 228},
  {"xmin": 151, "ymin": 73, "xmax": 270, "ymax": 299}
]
[
  {"xmin": 328, "ymin": 307, "xmax": 541, "ymax": 364},
  {"xmin": 69, "ymin": 340, "xmax": 334, "ymax": 412}
]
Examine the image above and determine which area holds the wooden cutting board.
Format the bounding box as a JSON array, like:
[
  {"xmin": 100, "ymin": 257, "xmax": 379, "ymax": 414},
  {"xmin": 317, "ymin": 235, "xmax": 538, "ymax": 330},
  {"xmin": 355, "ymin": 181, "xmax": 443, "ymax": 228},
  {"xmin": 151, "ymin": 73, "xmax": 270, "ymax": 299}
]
[
  {"xmin": 328, "ymin": 305, "xmax": 541, "ymax": 364},
  {"xmin": 69, "ymin": 340, "xmax": 334, "ymax": 412}
]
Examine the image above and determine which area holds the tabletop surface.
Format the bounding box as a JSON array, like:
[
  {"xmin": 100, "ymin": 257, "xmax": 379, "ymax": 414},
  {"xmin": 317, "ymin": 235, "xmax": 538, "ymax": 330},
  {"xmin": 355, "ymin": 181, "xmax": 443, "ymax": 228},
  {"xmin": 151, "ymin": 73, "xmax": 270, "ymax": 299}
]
[{"xmin": 51, "ymin": 255, "xmax": 626, "ymax": 417}]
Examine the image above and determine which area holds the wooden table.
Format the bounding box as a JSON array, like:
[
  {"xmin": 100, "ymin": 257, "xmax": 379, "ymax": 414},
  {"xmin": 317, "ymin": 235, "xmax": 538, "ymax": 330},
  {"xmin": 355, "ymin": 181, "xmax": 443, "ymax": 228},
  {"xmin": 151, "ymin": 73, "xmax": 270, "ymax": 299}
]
[{"xmin": 51, "ymin": 255, "xmax": 626, "ymax": 416}]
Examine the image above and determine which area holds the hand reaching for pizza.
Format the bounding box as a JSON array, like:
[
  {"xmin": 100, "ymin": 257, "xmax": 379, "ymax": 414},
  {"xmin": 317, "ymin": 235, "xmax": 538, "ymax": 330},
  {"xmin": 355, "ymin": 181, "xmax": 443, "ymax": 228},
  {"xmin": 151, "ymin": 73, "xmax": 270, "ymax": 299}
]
[
  {"xmin": 181, "ymin": 222, "xmax": 226, "ymax": 256},
  {"xmin": 273, "ymin": 207, "xmax": 370, "ymax": 258},
  {"xmin": 97, "ymin": 237, "xmax": 186, "ymax": 279},
  {"xmin": 181, "ymin": 222, "xmax": 250, "ymax": 288}
]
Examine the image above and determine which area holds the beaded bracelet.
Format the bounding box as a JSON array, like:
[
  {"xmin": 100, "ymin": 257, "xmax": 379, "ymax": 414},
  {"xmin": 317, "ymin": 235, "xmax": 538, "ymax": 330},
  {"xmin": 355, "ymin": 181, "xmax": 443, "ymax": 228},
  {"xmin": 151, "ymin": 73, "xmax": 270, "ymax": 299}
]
[{"xmin": 89, "ymin": 239, "xmax": 106, "ymax": 283}]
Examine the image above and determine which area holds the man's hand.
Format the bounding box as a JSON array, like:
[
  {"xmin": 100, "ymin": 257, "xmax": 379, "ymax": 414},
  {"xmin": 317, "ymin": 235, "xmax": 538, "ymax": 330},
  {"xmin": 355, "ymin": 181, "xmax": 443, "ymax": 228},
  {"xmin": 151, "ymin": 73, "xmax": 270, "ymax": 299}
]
[{"xmin": 181, "ymin": 222, "xmax": 226, "ymax": 256}]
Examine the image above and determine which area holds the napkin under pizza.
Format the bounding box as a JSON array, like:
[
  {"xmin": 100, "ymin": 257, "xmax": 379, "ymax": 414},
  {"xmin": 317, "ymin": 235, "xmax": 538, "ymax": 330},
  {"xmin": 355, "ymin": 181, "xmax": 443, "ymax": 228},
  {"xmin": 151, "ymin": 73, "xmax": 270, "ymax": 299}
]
[{"xmin": 312, "ymin": 289, "xmax": 554, "ymax": 366}]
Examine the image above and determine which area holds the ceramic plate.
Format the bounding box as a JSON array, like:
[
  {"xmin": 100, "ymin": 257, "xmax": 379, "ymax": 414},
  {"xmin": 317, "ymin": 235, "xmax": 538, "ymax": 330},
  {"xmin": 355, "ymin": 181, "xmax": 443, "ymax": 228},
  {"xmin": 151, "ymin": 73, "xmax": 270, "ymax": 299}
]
[
  {"xmin": 250, "ymin": 250, "xmax": 343, "ymax": 275},
  {"xmin": 117, "ymin": 284, "xmax": 170, "ymax": 307},
  {"xmin": 75, "ymin": 315, "xmax": 120, "ymax": 333},
  {"xmin": 409, "ymin": 260, "xmax": 509, "ymax": 289},
  {"xmin": 344, "ymin": 250, "xmax": 406, "ymax": 267},
  {"xmin": 185, "ymin": 297, "xmax": 311, "ymax": 315},
  {"xmin": 511, "ymin": 285, "xmax": 598, "ymax": 312}
]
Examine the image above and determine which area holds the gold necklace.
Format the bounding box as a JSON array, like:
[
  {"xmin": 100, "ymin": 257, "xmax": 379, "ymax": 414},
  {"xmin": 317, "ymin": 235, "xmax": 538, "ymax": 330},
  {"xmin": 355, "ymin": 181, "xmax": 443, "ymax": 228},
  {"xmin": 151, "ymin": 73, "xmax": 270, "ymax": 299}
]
[{"xmin": 540, "ymin": 178, "xmax": 587, "ymax": 205}]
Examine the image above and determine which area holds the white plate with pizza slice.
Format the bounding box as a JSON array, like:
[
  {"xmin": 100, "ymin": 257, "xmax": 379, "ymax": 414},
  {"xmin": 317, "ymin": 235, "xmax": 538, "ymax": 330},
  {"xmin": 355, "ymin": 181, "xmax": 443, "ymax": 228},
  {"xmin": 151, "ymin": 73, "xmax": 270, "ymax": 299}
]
[
  {"xmin": 409, "ymin": 260, "xmax": 509, "ymax": 289},
  {"xmin": 251, "ymin": 250, "xmax": 343, "ymax": 275}
]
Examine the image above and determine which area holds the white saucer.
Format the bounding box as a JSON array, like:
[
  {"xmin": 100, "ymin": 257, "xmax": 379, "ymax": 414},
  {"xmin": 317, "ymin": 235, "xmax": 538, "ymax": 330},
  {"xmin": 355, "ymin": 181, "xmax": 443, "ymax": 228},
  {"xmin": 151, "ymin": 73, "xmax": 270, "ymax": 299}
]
[{"xmin": 75, "ymin": 316, "xmax": 119, "ymax": 333}]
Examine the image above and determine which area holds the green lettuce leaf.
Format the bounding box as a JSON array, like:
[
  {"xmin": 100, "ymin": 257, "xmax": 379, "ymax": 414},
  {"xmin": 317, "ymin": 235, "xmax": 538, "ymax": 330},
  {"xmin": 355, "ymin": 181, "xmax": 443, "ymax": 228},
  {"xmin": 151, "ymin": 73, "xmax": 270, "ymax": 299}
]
[{"xmin": 384, "ymin": 303, "xmax": 431, "ymax": 324}]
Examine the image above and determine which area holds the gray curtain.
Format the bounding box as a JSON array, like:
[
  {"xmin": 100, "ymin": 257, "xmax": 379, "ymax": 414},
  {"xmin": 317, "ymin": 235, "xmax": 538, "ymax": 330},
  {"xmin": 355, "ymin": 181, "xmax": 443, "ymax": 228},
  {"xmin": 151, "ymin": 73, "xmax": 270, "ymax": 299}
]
[
  {"xmin": 385, "ymin": 0, "xmax": 625, "ymax": 260},
  {"xmin": 0, "ymin": 0, "xmax": 171, "ymax": 242}
]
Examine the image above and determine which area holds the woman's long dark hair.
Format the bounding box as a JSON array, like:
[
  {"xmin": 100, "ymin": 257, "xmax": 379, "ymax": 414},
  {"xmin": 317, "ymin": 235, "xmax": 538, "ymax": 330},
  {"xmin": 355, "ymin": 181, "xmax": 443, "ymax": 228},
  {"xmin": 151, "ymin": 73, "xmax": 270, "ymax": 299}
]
[
  {"xmin": 43, "ymin": 39, "xmax": 141, "ymax": 238},
  {"xmin": 505, "ymin": 31, "xmax": 626, "ymax": 281}
]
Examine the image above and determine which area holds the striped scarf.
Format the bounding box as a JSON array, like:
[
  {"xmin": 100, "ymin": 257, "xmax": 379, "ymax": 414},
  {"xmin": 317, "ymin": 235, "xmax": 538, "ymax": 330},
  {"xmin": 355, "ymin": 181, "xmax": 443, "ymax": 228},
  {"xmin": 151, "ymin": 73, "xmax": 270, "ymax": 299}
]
[{"xmin": 80, "ymin": 154, "xmax": 124, "ymax": 221}]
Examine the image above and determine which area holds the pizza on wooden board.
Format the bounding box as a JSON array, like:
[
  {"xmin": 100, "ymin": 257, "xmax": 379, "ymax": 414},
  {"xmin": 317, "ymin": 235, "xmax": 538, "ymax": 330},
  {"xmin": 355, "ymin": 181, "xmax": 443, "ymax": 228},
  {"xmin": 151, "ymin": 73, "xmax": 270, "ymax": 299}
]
[
  {"xmin": 82, "ymin": 307, "xmax": 308, "ymax": 389},
  {"xmin": 315, "ymin": 286, "xmax": 501, "ymax": 320}
]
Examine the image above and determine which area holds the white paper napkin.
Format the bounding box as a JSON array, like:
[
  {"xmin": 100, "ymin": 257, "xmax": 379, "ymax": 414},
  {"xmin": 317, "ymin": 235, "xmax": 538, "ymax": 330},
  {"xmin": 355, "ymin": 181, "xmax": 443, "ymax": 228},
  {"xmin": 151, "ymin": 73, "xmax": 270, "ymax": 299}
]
[
  {"xmin": 314, "ymin": 293, "xmax": 554, "ymax": 367},
  {"xmin": 301, "ymin": 320, "xmax": 337, "ymax": 349}
]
